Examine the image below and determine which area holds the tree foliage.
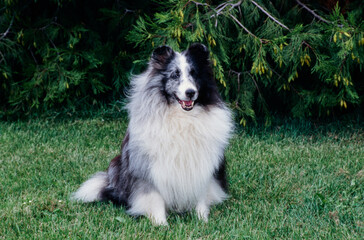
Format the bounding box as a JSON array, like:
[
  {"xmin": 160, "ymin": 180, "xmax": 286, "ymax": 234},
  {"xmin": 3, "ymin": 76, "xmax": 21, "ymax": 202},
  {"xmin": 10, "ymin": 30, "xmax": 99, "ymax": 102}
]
[
  {"xmin": 1, "ymin": 0, "xmax": 363, "ymax": 122},
  {"xmin": 0, "ymin": 0, "xmax": 140, "ymax": 118}
]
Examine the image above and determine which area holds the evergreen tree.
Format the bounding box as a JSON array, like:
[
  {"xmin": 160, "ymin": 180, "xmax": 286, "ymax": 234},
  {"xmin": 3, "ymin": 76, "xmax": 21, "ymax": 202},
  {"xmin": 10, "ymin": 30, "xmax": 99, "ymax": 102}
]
[
  {"xmin": 1, "ymin": 0, "xmax": 363, "ymax": 122},
  {"xmin": 127, "ymin": 0, "xmax": 364, "ymax": 124}
]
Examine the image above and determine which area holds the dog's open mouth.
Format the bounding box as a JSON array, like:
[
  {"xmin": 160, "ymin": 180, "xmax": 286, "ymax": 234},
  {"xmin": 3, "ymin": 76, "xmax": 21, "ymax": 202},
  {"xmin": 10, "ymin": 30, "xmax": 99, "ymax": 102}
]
[
  {"xmin": 178, "ymin": 99, "xmax": 194, "ymax": 111},
  {"xmin": 175, "ymin": 95, "xmax": 194, "ymax": 111}
]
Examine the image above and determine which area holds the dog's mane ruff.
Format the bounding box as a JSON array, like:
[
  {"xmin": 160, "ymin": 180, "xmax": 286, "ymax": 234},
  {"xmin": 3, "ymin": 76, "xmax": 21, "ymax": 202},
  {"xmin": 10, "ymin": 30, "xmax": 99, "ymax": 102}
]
[
  {"xmin": 124, "ymin": 63, "xmax": 234, "ymax": 211},
  {"xmin": 125, "ymin": 66, "xmax": 166, "ymax": 121}
]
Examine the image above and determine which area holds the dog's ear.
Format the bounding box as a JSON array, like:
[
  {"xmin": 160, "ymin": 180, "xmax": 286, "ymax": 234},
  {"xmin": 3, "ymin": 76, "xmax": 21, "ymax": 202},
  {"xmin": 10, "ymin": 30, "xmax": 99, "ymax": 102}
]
[
  {"xmin": 151, "ymin": 45, "xmax": 175, "ymax": 70},
  {"xmin": 186, "ymin": 43, "xmax": 209, "ymax": 63}
]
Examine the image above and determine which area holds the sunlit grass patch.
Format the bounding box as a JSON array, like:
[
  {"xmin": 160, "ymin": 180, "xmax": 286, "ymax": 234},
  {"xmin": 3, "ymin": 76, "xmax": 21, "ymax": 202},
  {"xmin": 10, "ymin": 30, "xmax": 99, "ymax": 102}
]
[{"xmin": 0, "ymin": 118, "xmax": 363, "ymax": 239}]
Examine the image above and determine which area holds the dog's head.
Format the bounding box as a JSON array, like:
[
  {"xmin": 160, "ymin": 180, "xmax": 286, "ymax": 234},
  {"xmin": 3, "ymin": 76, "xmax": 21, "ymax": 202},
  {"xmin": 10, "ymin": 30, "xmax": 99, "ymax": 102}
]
[{"xmin": 150, "ymin": 43, "xmax": 219, "ymax": 111}]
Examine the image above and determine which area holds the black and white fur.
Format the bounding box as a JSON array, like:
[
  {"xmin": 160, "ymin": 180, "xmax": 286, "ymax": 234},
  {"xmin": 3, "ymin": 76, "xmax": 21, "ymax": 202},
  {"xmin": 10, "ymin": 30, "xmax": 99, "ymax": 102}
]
[{"xmin": 72, "ymin": 44, "xmax": 233, "ymax": 226}]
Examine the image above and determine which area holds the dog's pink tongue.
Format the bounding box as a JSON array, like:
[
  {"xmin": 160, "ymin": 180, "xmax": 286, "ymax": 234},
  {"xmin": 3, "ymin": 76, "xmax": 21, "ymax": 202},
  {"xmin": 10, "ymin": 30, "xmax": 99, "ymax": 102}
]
[{"xmin": 184, "ymin": 100, "xmax": 193, "ymax": 106}]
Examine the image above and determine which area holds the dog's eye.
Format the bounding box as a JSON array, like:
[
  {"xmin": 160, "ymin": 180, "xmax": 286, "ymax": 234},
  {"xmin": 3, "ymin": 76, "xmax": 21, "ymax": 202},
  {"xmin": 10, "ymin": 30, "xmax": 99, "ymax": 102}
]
[
  {"xmin": 171, "ymin": 70, "xmax": 180, "ymax": 79},
  {"xmin": 190, "ymin": 69, "xmax": 196, "ymax": 77}
]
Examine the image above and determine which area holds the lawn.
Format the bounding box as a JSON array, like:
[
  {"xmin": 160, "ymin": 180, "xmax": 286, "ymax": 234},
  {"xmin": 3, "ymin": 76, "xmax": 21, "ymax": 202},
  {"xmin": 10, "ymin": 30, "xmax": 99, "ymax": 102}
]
[{"xmin": 0, "ymin": 117, "xmax": 363, "ymax": 239}]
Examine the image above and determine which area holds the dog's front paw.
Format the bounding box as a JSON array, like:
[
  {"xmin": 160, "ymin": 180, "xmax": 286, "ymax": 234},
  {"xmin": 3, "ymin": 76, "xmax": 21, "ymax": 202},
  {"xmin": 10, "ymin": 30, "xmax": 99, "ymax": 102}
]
[
  {"xmin": 149, "ymin": 214, "xmax": 168, "ymax": 226},
  {"xmin": 196, "ymin": 203, "xmax": 209, "ymax": 223}
]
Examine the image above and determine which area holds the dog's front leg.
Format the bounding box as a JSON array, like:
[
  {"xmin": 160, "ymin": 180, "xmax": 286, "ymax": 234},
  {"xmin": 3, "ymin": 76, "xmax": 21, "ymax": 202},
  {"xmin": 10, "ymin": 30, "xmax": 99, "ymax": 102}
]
[
  {"xmin": 196, "ymin": 178, "xmax": 228, "ymax": 222},
  {"xmin": 127, "ymin": 190, "xmax": 168, "ymax": 226},
  {"xmin": 196, "ymin": 198, "xmax": 210, "ymax": 222}
]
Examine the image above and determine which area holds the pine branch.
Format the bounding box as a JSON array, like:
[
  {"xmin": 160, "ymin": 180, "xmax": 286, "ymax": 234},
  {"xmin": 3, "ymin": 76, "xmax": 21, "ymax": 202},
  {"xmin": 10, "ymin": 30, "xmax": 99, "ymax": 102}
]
[
  {"xmin": 37, "ymin": 18, "xmax": 61, "ymax": 57},
  {"xmin": 215, "ymin": 0, "xmax": 242, "ymax": 17},
  {"xmin": 295, "ymin": 0, "xmax": 330, "ymax": 24},
  {"xmin": 212, "ymin": 0, "xmax": 242, "ymax": 27},
  {"xmin": 37, "ymin": 17, "xmax": 62, "ymax": 31},
  {"xmin": 229, "ymin": 69, "xmax": 267, "ymax": 111},
  {"xmin": 0, "ymin": 50, "xmax": 5, "ymax": 64},
  {"xmin": 189, "ymin": 0, "xmax": 241, "ymax": 17},
  {"xmin": 296, "ymin": 0, "xmax": 343, "ymax": 27},
  {"xmin": 247, "ymin": 72, "xmax": 268, "ymax": 111},
  {"xmin": 229, "ymin": 13, "xmax": 260, "ymax": 41},
  {"xmin": 121, "ymin": 8, "xmax": 135, "ymax": 19},
  {"xmin": 189, "ymin": 0, "xmax": 255, "ymax": 38},
  {"xmin": 215, "ymin": 0, "xmax": 234, "ymax": 11},
  {"xmin": 189, "ymin": 0, "xmax": 209, "ymax": 7},
  {"xmin": 0, "ymin": 15, "xmax": 15, "ymax": 41},
  {"xmin": 249, "ymin": 0, "xmax": 290, "ymax": 31},
  {"xmin": 29, "ymin": 49, "xmax": 38, "ymax": 65},
  {"xmin": 44, "ymin": 32, "xmax": 60, "ymax": 56},
  {"xmin": 204, "ymin": 0, "xmax": 258, "ymax": 40},
  {"xmin": 229, "ymin": 69, "xmax": 241, "ymax": 92}
]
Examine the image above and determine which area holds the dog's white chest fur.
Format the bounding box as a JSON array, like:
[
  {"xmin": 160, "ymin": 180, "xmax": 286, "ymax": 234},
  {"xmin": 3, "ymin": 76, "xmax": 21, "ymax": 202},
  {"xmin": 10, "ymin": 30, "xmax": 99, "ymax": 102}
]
[{"xmin": 129, "ymin": 104, "xmax": 232, "ymax": 211}]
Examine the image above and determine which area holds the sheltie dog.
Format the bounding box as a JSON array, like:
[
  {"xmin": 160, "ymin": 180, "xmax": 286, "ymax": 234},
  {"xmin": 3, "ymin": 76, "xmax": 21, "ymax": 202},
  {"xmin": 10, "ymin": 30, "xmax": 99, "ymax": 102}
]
[{"xmin": 72, "ymin": 43, "xmax": 233, "ymax": 225}]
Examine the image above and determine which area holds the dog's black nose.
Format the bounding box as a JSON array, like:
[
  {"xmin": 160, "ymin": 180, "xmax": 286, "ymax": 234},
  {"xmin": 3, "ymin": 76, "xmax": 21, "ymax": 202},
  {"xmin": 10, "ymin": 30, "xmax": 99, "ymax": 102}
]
[{"xmin": 185, "ymin": 89, "xmax": 196, "ymax": 99}]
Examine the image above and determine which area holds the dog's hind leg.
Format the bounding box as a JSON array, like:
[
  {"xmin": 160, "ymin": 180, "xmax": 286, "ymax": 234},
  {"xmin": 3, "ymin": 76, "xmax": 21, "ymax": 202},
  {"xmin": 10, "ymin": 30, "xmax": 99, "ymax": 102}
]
[{"xmin": 127, "ymin": 190, "xmax": 168, "ymax": 226}]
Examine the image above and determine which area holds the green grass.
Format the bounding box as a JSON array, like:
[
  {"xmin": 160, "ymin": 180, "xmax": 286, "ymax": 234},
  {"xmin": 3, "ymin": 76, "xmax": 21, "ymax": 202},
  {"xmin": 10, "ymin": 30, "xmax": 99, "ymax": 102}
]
[{"xmin": 0, "ymin": 117, "xmax": 363, "ymax": 239}]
